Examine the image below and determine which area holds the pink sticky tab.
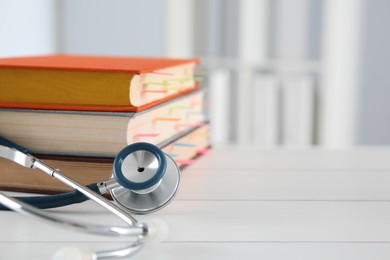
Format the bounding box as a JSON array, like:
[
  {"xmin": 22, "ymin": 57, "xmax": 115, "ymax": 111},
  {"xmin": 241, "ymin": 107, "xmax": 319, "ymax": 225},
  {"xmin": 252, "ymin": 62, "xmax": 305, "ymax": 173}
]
[
  {"xmin": 196, "ymin": 148, "xmax": 210, "ymax": 155},
  {"xmin": 191, "ymin": 101, "xmax": 208, "ymax": 106},
  {"xmin": 175, "ymin": 159, "xmax": 195, "ymax": 165},
  {"xmin": 150, "ymin": 71, "xmax": 174, "ymax": 76}
]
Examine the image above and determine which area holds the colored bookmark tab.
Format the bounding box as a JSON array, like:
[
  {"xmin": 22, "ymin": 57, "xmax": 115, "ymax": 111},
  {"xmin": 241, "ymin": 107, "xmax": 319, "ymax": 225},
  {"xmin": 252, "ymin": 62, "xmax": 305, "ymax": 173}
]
[
  {"xmin": 149, "ymin": 71, "xmax": 174, "ymax": 76},
  {"xmin": 165, "ymin": 77, "xmax": 191, "ymax": 84},
  {"xmin": 178, "ymin": 77, "xmax": 191, "ymax": 82},
  {"xmin": 175, "ymin": 159, "xmax": 195, "ymax": 165},
  {"xmin": 196, "ymin": 148, "xmax": 210, "ymax": 155},
  {"xmin": 133, "ymin": 133, "xmax": 160, "ymax": 138},
  {"xmin": 165, "ymin": 86, "xmax": 185, "ymax": 91},
  {"xmin": 141, "ymin": 90, "xmax": 168, "ymax": 94},
  {"xmin": 191, "ymin": 131, "xmax": 210, "ymax": 137},
  {"xmin": 175, "ymin": 123, "xmax": 204, "ymax": 131},
  {"xmin": 172, "ymin": 142, "xmax": 196, "ymax": 148},
  {"xmin": 143, "ymin": 81, "xmax": 169, "ymax": 86},
  {"xmin": 154, "ymin": 117, "xmax": 181, "ymax": 121},
  {"xmin": 191, "ymin": 101, "xmax": 208, "ymax": 107}
]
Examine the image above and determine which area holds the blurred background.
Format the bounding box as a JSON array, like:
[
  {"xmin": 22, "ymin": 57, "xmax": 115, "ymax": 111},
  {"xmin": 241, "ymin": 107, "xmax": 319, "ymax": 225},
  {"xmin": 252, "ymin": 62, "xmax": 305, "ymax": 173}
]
[{"xmin": 0, "ymin": 0, "xmax": 389, "ymax": 148}]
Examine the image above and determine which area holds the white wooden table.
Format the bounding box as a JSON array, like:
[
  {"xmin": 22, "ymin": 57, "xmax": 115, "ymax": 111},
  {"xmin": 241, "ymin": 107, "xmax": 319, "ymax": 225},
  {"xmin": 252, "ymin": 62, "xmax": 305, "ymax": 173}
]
[{"xmin": 1, "ymin": 146, "xmax": 390, "ymax": 259}]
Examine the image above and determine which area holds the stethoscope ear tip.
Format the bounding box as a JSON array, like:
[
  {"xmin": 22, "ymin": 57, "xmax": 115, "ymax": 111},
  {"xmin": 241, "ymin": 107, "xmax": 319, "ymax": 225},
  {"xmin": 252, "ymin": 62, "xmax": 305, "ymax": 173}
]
[
  {"xmin": 141, "ymin": 218, "xmax": 170, "ymax": 244},
  {"xmin": 52, "ymin": 246, "xmax": 95, "ymax": 260}
]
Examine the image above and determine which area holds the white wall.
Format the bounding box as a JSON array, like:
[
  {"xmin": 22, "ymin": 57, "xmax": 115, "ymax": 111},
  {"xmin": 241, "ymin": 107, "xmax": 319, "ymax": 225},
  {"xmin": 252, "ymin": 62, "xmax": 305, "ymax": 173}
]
[
  {"xmin": 0, "ymin": 0, "xmax": 58, "ymax": 57},
  {"xmin": 271, "ymin": 0, "xmax": 310, "ymax": 60},
  {"xmin": 358, "ymin": 0, "xmax": 390, "ymax": 145},
  {"xmin": 59, "ymin": 0, "xmax": 165, "ymax": 56}
]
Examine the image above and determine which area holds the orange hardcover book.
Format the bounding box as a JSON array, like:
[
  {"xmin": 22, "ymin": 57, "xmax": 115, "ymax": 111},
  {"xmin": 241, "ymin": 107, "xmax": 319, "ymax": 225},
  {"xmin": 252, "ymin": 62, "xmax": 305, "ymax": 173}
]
[{"xmin": 0, "ymin": 54, "xmax": 199, "ymax": 112}]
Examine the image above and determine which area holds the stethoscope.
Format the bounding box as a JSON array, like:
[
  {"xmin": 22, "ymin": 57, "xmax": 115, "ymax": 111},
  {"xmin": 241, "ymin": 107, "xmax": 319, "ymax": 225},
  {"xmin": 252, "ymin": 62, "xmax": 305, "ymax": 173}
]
[{"xmin": 0, "ymin": 136, "xmax": 180, "ymax": 259}]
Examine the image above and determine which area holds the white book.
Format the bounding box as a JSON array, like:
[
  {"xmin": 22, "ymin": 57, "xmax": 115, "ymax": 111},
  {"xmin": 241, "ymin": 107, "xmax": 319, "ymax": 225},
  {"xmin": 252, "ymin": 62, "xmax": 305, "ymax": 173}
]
[
  {"xmin": 281, "ymin": 75, "xmax": 314, "ymax": 146},
  {"xmin": 253, "ymin": 73, "xmax": 280, "ymax": 146},
  {"xmin": 209, "ymin": 68, "xmax": 231, "ymax": 144}
]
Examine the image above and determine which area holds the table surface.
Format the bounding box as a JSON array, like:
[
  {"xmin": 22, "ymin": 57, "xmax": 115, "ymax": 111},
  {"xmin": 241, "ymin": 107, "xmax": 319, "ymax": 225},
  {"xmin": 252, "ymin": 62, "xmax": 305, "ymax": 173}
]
[{"xmin": 1, "ymin": 146, "xmax": 390, "ymax": 259}]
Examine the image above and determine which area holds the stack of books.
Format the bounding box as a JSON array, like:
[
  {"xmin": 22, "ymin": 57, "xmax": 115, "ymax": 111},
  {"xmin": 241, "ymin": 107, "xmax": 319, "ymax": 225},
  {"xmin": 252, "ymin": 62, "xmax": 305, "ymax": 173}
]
[{"xmin": 0, "ymin": 54, "xmax": 209, "ymax": 194}]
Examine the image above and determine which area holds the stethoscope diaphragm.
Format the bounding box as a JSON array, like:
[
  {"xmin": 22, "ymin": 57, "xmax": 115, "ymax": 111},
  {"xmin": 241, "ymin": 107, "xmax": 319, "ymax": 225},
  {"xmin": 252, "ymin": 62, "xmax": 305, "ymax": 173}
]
[{"xmin": 110, "ymin": 153, "xmax": 180, "ymax": 214}]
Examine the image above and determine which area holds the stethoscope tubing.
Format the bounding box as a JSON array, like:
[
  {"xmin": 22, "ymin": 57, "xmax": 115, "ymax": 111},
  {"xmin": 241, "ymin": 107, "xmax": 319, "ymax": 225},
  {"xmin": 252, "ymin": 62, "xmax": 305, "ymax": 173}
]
[
  {"xmin": 0, "ymin": 183, "xmax": 99, "ymax": 210},
  {"xmin": 0, "ymin": 189, "xmax": 144, "ymax": 258},
  {"xmin": 0, "ymin": 158, "xmax": 147, "ymax": 259},
  {"xmin": 0, "ymin": 154, "xmax": 143, "ymax": 235},
  {"xmin": 0, "ymin": 136, "xmax": 179, "ymax": 258},
  {"xmin": 0, "ymin": 137, "xmax": 152, "ymax": 258}
]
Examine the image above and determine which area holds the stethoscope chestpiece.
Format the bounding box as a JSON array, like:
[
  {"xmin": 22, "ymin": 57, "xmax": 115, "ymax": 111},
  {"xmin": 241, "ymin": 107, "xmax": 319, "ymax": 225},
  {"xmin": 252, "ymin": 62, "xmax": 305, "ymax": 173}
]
[
  {"xmin": 110, "ymin": 142, "xmax": 180, "ymax": 214},
  {"xmin": 113, "ymin": 142, "xmax": 167, "ymax": 192}
]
